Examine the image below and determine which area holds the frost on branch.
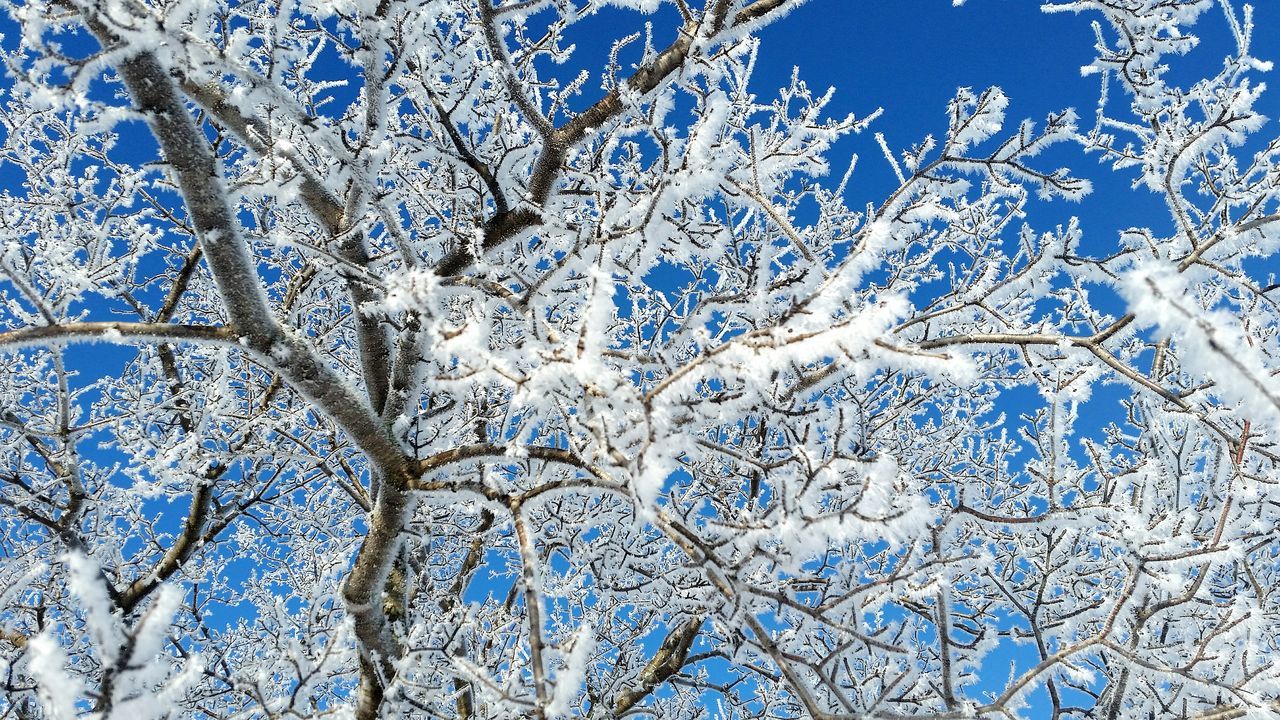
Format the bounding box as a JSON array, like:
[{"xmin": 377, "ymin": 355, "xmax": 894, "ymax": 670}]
[
  {"xmin": 24, "ymin": 556, "xmax": 202, "ymax": 720},
  {"xmin": 0, "ymin": 0, "xmax": 1278, "ymax": 718}
]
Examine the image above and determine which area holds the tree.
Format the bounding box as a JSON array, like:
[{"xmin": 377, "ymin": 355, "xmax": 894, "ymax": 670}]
[{"xmin": 0, "ymin": 0, "xmax": 1277, "ymax": 717}]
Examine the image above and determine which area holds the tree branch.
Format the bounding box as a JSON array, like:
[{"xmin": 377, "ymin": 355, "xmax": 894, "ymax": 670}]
[
  {"xmin": 0, "ymin": 321, "xmax": 234, "ymax": 351},
  {"xmin": 434, "ymin": 0, "xmax": 803, "ymax": 277}
]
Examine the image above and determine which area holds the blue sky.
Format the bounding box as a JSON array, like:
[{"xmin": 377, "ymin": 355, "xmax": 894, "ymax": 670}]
[{"xmin": 752, "ymin": 0, "xmax": 1280, "ymax": 241}]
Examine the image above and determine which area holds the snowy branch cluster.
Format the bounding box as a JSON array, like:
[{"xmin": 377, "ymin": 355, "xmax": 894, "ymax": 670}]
[{"xmin": 0, "ymin": 0, "xmax": 1277, "ymax": 717}]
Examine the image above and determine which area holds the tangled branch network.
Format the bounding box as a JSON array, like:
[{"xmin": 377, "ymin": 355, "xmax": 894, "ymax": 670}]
[{"xmin": 0, "ymin": 0, "xmax": 1278, "ymax": 718}]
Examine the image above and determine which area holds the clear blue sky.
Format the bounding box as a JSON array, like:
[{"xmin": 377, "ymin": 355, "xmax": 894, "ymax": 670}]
[
  {"xmin": 748, "ymin": 0, "xmax": 1280, "ymax": 246},
  {"xmin": 547, "ymin": 0, "xmax": 1280, "ymax": 266}
]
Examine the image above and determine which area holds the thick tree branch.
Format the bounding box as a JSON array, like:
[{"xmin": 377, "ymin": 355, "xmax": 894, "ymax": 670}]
[
  {"xmin": 80, "ymin": 12, "xmax": 419, "ymax": 719},
  {"xmin": 0, "ymin": 321, "xmax": 235, "ymax": 350},
  {"xmin": 176, "ymin": 77, "xmax": 395, "ymax": 413},
  {"xmin": 80, "ymin": 9, "xmax": 412, "ymax": 480},
  {"xmin": 612, "ymin": 617, "xmax": 702, "ymax": 715}
]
